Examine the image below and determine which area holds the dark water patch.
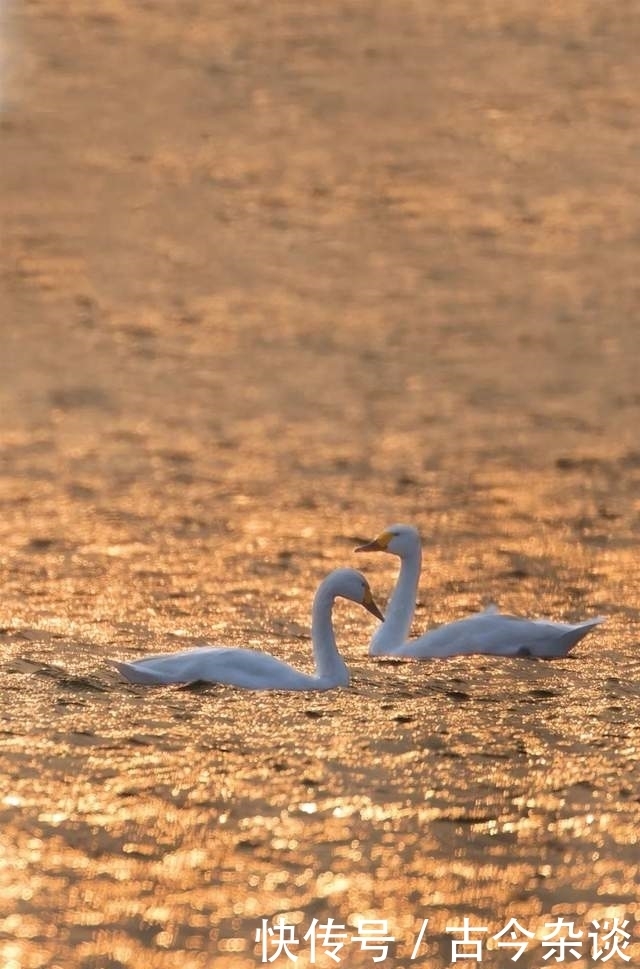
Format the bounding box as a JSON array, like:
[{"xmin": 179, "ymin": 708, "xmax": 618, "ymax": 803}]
[{"xmin": 49, "ymin": 385, "xmax": 115, "ymax": 411}]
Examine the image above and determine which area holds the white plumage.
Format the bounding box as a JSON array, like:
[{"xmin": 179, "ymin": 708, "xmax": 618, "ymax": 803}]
[
  {"xmin": 356, "ymin": 524, "xmax": 604, "ymax": 659},
  {"xmin": 113, "ymin": 568, "xmax": 383, "ymax": 689}
]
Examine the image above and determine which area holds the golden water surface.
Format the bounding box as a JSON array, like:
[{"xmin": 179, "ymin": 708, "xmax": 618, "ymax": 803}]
[{"xmin": 1, "ymin": 2, "xmax": 639, "ymax": 966}]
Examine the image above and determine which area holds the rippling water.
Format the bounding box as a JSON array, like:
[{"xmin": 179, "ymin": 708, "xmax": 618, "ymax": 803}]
[{"xmin": 1, "ymin": 1, "xmax": 639, "ymax": 966}]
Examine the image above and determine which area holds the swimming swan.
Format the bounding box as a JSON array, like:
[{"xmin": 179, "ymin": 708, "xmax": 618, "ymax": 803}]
[
  {"xmin": 355, "ymin": 524, "xmax": 605, "ymax": 659},
  {"xmin": 112, "ymin": 568, "xmax": 384, "ymax": 689}
]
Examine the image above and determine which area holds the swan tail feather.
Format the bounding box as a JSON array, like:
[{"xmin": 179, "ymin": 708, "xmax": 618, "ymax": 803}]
[
  {"xmin": 111, "ymin": 660, "xmax": 165, "ymax": 685},
  {"xmin": 557, "ymin": 616, "xmax": 606, "ymax": 656}
]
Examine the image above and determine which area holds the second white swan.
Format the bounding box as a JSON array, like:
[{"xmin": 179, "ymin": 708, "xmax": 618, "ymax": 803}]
[
  {"xmin": 355, "ymin": 524, "xmax": 605, "ymax": 659},
  {"xmin": 113, "ymin": 568, "xmax": 384, "ymax": 689}
]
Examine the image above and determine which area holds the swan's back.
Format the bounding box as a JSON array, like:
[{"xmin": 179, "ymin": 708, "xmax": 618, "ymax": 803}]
[
  {"xmin": 402, "ymin": 613, "xmax": 605, "ymax": 659},
  {"xmin": 113, "ymin": 645, "xmax": 347, "ymax": 690}
]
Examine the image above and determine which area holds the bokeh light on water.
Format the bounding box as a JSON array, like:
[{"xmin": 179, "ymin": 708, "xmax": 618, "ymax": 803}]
[{"xmin": 1, "ymin": 0, "xmax": 639, "ymax": 966}]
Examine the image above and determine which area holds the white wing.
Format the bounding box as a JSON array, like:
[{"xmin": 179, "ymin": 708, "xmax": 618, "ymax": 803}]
[
  {"xmin": 113, "ymin": 645, "xmax": 326, "ymax": 689},
  {"xmin": 398, "ymin": 614, "xmax": 605, "ymax": 659}
]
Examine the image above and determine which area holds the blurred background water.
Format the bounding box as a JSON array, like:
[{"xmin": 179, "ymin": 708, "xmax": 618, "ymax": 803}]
[{"xmin": 0, "ymin": 2, "xmax": 639, "ymax": 967}]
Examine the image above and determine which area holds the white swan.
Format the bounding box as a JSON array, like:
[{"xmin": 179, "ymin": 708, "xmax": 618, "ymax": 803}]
[
  {"xmin": 355, "ymin": 524, "xmax": 605, "ymax": 659},
  {"xmin": 112, "ymin": 568, "xmax": 384, "ymax": 689}
]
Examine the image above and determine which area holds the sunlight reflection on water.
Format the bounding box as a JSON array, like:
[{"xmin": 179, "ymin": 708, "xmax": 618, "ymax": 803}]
[{"xmin": 1, "ymin": 0, "xmax": 640, "ymax": 964}]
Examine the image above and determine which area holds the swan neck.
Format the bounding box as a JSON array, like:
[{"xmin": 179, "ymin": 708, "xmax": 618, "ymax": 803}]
[
  {"xmin": 311, "ymin": 584, "xmax": 348, "ymax": 683},
  {"xmin": 370, "ymin": 546, "xmax": 421, "ymax": 654}
]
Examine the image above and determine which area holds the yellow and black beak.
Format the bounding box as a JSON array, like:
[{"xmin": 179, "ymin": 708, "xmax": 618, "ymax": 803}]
[
  {"xmin": 362, "ymin": 586, "xmax": 385, "ymax": 622},
  {"xmin": 355, "ymin": 530, "xmax": 393, "ymax": 554}
]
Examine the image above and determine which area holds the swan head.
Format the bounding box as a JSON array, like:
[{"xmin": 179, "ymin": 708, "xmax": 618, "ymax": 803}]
[
  {"xmin": 325, "ymin": 568, "xmax": 384, "ymax": 621},
  {"xmin": 355, "ymin": 523, "xmax": 420, "ymax": 559}
]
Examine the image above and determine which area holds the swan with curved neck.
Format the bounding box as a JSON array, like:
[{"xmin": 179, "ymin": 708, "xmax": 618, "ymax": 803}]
[
  {"xmin": 356, "ymin": 524, "xmax": 605, "ymax": 659},
  {"xmin": 113, "ymin": 568, "xmax": 384, "ymax": 689}
]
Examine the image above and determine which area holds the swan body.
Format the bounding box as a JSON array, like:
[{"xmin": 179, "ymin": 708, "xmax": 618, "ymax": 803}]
[
  {"xmin": 113, "ymin": 568, "xmax": 384, "ymax": 689},
  {"xmin": 356, "ymin": 524, "xmax": 605, "ymax": 659}
]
